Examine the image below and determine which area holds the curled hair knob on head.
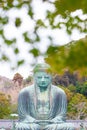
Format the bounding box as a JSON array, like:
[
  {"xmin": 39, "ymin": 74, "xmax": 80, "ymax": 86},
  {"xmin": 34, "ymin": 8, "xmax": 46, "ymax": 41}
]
[{"xmin": 33, "ymin": 63, "xmax": 51, "ymax": 74}]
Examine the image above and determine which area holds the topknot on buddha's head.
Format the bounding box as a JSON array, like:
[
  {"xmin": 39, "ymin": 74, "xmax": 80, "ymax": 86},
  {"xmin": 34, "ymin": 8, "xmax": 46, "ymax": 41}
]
[{"xmin": 33, "ymin": 63, "xmax": 51, "ymax": 74}]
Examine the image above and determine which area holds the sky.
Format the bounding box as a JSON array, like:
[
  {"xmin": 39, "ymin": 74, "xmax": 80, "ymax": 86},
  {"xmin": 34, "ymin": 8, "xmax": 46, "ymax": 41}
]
[{"xmin": 0, "ymin": 0, "xmax": 86, "ymax": 79}]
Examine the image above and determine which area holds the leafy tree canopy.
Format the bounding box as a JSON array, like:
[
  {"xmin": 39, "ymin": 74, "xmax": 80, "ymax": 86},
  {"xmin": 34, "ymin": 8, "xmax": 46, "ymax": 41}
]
[
  {"xmin": 0, "ymin": 0, "xmax": 87, "ymax": 70},
  {"xmin": 46, "ymin": 36, "xmax": 87, "ymax": 76}
]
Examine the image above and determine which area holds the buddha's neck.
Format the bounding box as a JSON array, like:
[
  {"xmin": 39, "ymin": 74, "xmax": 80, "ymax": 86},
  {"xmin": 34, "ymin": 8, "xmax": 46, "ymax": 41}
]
[
  {"xmin": 36, "ymin": 84, "xmax": 51, "ymax": 93},
  {"xmin": 39, "ymin": 87, "xmax": 48, "ymax": 92}
]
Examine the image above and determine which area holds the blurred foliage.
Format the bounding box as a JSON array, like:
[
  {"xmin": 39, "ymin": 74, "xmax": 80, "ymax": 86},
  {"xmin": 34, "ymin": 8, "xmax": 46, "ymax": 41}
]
[
  {"xmin": 46, "ymin": 36, "xmax": 87, "ymax": 76},
  {"xmin": 0, "ymin": 92, "xmax": 11, "ymax": 118},
  {"xmin": 15, "ymin": 17, "xmax": 22, "ymax": 27},
  {"xmin": 10, "ymin": 104, "xmax": 17, "ymax": 114},
  {"xmin": 68, "ymin": 84, "xmax": 76, "ymax": 93},
  {"xmin": 67, "ymin": 93, "xmax": 87, "ymax": 119},
  {"xmin": 30, "ymin": 48, "xmax": 40, "ymax": 57},
  {"xmin": 17, "ymin": 59, "xmax": 25, "ymax": 66},
  {"xmin": 76, "ymin": 81, "xmax": 87, "ymax": 97},
  {"xmin": 24, "ymin": 75, "xmax": 33, "ymax": 86},
  {"xmin": 59, "ymin": 85, "xmax": 87, "ymax": 119},
  {"xmin": 0, "ymin": 0, "xmax": 87, "ymax": 69},
  {"xmin": 54, "ymin": 0, "xmax": 87, "ymax": 17},
  {"xmin": 59, "ymin": 86, "xmax": 74, "ymax": 102}
]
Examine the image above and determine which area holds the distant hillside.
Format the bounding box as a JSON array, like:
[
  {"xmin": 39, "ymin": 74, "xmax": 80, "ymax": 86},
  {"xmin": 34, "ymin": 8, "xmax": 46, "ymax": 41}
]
[
  {"xmin": 0, "ymin": 74, "xmax": 33, "ymax": 104},
  {"xmin": 0, "ymin": 76, "xmax": 22, "ymax": 104}
]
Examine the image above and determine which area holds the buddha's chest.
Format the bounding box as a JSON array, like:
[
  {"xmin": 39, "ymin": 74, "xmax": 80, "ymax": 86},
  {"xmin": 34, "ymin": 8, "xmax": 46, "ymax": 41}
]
[
  {"xmin": 35, "ymin": 91, "xmax": 51, "ymax": 120},
  {"xmin": 29, "ymin": 87, "xmax": 58, "ymax": 120},
  {"xmin": 37, "ymin": 92, "xmax": 50, "ymax": 111}
]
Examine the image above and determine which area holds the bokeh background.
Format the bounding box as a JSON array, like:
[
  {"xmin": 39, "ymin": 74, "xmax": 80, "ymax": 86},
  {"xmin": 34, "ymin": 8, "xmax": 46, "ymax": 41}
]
[{"xmin": 0, "ymin": 0, "xmax": 87, "ymax": 129}]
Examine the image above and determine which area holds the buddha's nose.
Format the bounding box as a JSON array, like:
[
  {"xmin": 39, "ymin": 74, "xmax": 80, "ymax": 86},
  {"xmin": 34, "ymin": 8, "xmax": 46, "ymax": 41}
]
[{"xmin": 41, "ymin": 76, "xmax": 45, "ymax": 81}]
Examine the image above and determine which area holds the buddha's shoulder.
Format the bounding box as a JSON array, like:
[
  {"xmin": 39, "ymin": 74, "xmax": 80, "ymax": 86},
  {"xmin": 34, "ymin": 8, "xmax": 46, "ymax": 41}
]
[
  {"xmin": 19, "ymin": 84, "xmax": 34, "ymax": 94},
  {"xmin": 52, "ymin": 85, "xmax": 65, "ymax": 94}
]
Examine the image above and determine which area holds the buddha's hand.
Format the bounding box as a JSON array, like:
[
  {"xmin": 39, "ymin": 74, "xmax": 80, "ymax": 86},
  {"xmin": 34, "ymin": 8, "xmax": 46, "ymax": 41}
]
[
  {"xmin": 34, "ymin": 120, "xmax": 53, "ymax": 124},
  {"xmin": 23, "ymin": 116, "xmax": 36, "ymax": 123},
  {"xmin": 34, "ymin": 120, "xmax": 39, "ymax": 123},
  {"xmin": 51, "ymin": 117, "xmax": 64, "ymax": 124},
  {"xmin": 29, "ymin": 123, "xmax": 41, "ymax": 130},
  {"xmin": 43, "ymin": 124, "xmax": 58, "ymax": 130}
]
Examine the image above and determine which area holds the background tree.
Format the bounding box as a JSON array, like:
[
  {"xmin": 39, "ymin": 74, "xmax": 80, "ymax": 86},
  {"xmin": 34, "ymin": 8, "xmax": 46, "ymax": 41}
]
[
  {"xmin": 67, "ymin": 93, "xmax": 87, "ymax": 119},
  {"xmin": 24, "ymin": 75, "xmax": 33, "ymax": 86},
  {"xmin": 59, "ymin": 86, "xmax": 73, "ymax": 102},
  {"xmin": 46, "ymin": 36, "xmax": 87, "ymax": 75},
  {"xmin": 12, "ymin": 73, "xmax": 23, "ymax": 86},
  {"xmin": 0, "ymin": 92, "xmax": 11, "ymax": 118},
  {"xmin": 68, "ymin": 84, "xmax": 76, "ymax": 93},
  {"xmin": 76, "ymin": 81, "xmax": 87, "ymax": 97}
]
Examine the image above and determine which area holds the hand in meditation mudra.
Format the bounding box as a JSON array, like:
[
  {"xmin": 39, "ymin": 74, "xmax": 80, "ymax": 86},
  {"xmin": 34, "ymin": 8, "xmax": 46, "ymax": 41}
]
[{"xmin": 15, "ymin": 63, "xmax": 75, "ymax": 130}]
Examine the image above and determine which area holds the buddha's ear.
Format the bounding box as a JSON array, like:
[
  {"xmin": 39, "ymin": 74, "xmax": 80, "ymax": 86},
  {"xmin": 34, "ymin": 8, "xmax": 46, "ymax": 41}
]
[
  {"xmin": 49, "ymin": 74, "xmax": 52, "ymax": 82},
  {"xmin": 51, "ymin": 75, "xmax": 52, "ymax": 82}
]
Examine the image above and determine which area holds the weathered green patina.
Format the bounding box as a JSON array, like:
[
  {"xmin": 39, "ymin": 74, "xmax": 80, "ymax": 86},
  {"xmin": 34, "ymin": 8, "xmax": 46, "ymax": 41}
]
[{"xmin": 15, "ymin": 63, "xmax": 75, "ymax": 130}]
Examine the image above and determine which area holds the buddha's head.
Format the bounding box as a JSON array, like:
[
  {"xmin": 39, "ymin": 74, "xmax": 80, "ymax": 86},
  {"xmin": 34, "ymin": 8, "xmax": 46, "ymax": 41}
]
[{"xmin": 33, "ymin": 63, "xmax": 52, "ymax": 91}]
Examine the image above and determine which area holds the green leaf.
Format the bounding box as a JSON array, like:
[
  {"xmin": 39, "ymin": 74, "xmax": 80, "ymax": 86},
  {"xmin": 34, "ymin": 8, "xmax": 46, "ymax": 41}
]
[
  {"xmin": 36, "ymin": 19, "xmax": 46, "ymax": 28},
  {"xmin": 15, "ymin": 17, "xmax": 21, "ymax": 27},
  {"xmin": 14, "ymin": 48, "xmax": 19, "ymax": 54},
  {"xmin": 1, "ymin": 17, "xmax": 9, "ymax": 25},
  {"xmin": 2, "ymin": 54, "xmax": 9, "ymax": 61},
  {"xmin": 30, "ymin": 48, "xmax": 40, "ymax": 57},
  {"xmin": 17, "ymin": 60, "xmax": 25, "ymax": 66},
  {"xmin": 4, "ymin": 38, "xmax": 16, "ymax": 45},
  {"xmin": 7, "ymin": 0, "xmax": 14, "ymax": 8},
  {"xmin": 28, "ymin": 5, "xmax": 34, "ymax": 19},
  {"xmin": 23, "ymin": 32, "xmax": 33, "ymax": 43},
  {"xmin": 0, "ymin": 30, "xmax": 3, "ymax": 35},
  {"xmin": 47, "ymin": 45, "xmax": 58, "ymax": 54}
]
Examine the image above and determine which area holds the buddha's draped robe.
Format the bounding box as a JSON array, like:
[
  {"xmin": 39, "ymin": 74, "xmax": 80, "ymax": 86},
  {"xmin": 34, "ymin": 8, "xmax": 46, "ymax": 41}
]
[{"xmin": 15, "ymin": 85, "xmax": 75, "ymax": 130}]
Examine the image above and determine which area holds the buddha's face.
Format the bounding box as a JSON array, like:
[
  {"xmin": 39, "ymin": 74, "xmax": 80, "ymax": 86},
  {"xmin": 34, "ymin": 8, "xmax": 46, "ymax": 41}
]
[{"xmin": 34, "ymin": 71, "xmax": 52, "ymax": 90}]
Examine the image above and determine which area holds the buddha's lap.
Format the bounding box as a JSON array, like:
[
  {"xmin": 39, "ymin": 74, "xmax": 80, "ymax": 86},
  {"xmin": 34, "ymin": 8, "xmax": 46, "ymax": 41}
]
[
  {"xmin": 44, "ymin": 123, "xmax": 75, "ymax": 129},
  {"xmin": 15, "ymin": 122, "xmax": 40, "ymax": 130},
  {"xmin": 15, "ymin": 122, "xmax": 75, "ymax": 130}
]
